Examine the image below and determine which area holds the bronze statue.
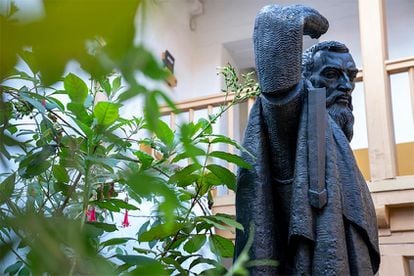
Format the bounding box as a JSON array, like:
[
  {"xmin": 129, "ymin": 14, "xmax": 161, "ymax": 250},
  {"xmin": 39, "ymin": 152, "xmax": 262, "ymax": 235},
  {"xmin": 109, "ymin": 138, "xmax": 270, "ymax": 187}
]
[{"xmin": 235, "ymin": 5, "xmax": 380, "ymax": 275}]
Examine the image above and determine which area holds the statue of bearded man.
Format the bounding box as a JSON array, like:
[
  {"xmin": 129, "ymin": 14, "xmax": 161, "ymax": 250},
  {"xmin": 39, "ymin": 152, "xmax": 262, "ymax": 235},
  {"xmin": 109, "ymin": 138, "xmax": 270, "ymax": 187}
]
[{"xmin": 234, "ymin": 5, "xmax": 380, "ymax": 275}]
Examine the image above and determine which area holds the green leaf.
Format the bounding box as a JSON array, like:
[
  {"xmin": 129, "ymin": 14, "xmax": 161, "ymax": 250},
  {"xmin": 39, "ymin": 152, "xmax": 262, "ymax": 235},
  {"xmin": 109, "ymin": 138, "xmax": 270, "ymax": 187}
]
[
  {"xmin": 93, "ymin": 102, "xmax": 120, "ymax": 127},
  {"xmin": 170, "ymin": 236, "xmax": 187, "ymax": 249},
  {"xmin": 189, "ymin": 258, "xmax": 222, "ymax": 270},
  {"xmin": 52, "ymin": 165, "xmax": 69, "ymax": 183},
  {"xmin": 155, "ymin": 90, "xmax": 178, "ymax": 113},
  {"xmin": 73, "ymin": 118, "xmax": 93, "ymax": 139},
  {"xmin": 183, "ymin": 234, "xmax": 206, "ymax": 253},
  {"xmin": 139, "ymin": 223, "xmax": 184, "ymax": 242},
  {"xmin": 23, "ymin": 161, "xmax": 51, "ymax": 178},
  {"xmin": 100, "ymin": 237, "xmax": 135, "ymax": 247},
  {"xmin": 196, "ymin": 118, "xmax": 212, "ymax": 135},
  {"xmin": 201, "ymin": 267, "xmax": 227, "ymax": 275},
  {"xmin": 144, "ymin": 92, "xmax": 160, "ymax": 132},
  {"xmin": 172, "ymin": 147, "xmax": 205, "ymax": 163},
  {"xmin": 176, "ymin": 174, "xmax": 199, "ymax": 188},
  {"xmin": 209, "ymin": 234, "xmax": 234, "ymax": 258},
  {"xmin": 206, "ymin": 164, "xmax": 236, "ymax": 191},
  {"xmin": 99, "ymin": 78, "xmax": 111, "ymax": 96},
  {"xmin": 17, "ymin": 266, "xmax": 30, "ymax": 276},
  {"xmin": 4, "ymin": 261, "xmax": 23, "ymax": 275},
  {"xmin": 64, "ymin": 73, "xmax": 88, "ymax": 104},
  {"xmin": 87, "ymin": 222, "xmax": 118, "ymax": 232},
  {"xmin": 54, "ymin": 182, "xmax": 70, "ymax": 196},
  {"xmin": 137, "ymin": 221, "xmax": 150, "ymax": 240},
  {"xmin": 209, "ymin": 151, "xmax": 252, "ymax": 169},
  {"xmin": 46, "ymin": 97, "xmax": 65, "ymax": 111},
  {"xmin": 0, "ymin": 173, "xmax": 15, "ymax": 204},
  {"xmin": 108, "ymin": 199, "xmax": 139, "ymax": 210},
  {"xmin": 116, "ymin": 254, "xmax": 157, "ymax": 265},
  {"xmin": 20, "ymin": 92, "xmax": 46, "ymax": 114},
  {"xmin": 93, "ymin": 200, "xmax": 120, "ymax": 212},
  {"xmin": 162, "ymin": 256, "xmax": 187, "ymax": 275},
  {"xmin": 200, "ymin": 217, "xmax": 230, "ymax": 231},
  {"xmin": 67, "ymin": 103, "xmax": 92, "ymax": 126},
  {"xmin": 169, "ymin": 164, "xmax": 201, "ymax": 184},
  {"xmin": 155, "ymin": 120, "xmax": 174, "ymax": 148},
  {"xmin": 213, "ymin": 213, "xmax": 244, "ymax": 231},
  {"xmin": 133, "ymin": 151, "xmax": 154, "ymax": 170},
  {"xmin": 112, "ymin": 76, "xmax": 122, "ymax": 92}
]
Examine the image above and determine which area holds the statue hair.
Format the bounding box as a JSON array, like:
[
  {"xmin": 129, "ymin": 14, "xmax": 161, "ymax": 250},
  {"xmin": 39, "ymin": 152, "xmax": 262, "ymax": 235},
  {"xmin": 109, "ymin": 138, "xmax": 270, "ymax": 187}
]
[{"xmin": 302, "ymin": 41, "xmax": 349, "ymax": 78}]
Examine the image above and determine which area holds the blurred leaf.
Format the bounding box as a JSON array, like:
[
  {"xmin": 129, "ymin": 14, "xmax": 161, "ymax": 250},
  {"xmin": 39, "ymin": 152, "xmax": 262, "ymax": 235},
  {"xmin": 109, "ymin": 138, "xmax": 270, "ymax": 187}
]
[
  {"xmin": 100, "ymin": 237, "xmax": 135, "ymax": 248},
  {"xmin": 64, "ymin": 73, "xmax": 89, "ymax": 104},
  {"xmin": 144, "ymin": 92, "xmax": 159, "ymax": 132},
  {"xmin": 46, "ymin": 97, "xmax": 65, "ymax": 111},
  {"xmin": 54, "ymin": 182, "xmax": 70, "ymax": 196},
  {"xmin": 206, "ymin": 164, "xmax": 236, "ymax": 191},
  {"xmin": 4, "ymin": 261, "xmax": 23, "ymax": 275},
  {"xmin": 52, "ymin": 165, "xmax": 69, "ymax": 183},
  {"xmin": 93, "ymin": 102, "xmax": 120, "ymax": 127},
  {"xmin": 169, "ymin": 164, "xmax": 201, "ymax": 184},
  {"xmin": 87, "ymin": 222, "xmax": 118, "ymax": 232},
  {"xmin": 116, "ymin": 254, "xmax": 167, "ymax": 275},
  {"xmin": 196, "ymin": 118, "xmax": 212, "ymax": 135},
  {"xmin": 246, "ymin": 259, "xmax": 279, "ymax": 268},
  {"xmin": 170, "ymin": 236, "xmax": 187, "ymax": 249},
  {"xmin": 112, "ymin": 76, "xmax": 122, "ymax": 92},
  {"xmin": 201, "ymin": 267, "xmax": 227, "ymax": 276},
  {"xmin": 92, "ymin": 198, "xmax": 138, "ymax": 211},
  {"xmin": 209, "ymin": 235, "xmax": 234, "ymax": 258},
  {"xmin": 183, "ymin": 234, "xmax": 206, "ymax": 253},
  {"xmin": 67, "ymin": 103, "xmax": 92, "ymax": 126},
  {"xmin": 209, "ymin": 151, "xmax": 252, "ymax": 169},
  {"xmin": 172, "ymin": 146, "xmax": 205, "ymax": 163},
  {"xmin": 162, "ymin": 256, "xmax": 186, "ymax": 275},
  {"xmin": 17, "ymin": 266, "xmax": 30, "ymax": 276},
  {"xmin": 139, "ymin": 223, "xmax": 184, "ymax": 242},
  {"xmin": 99, "ymin": 78, "xmax": 111, "ymax": 96},
  {"xmin": 200, "ymin": 217, "xmax": 230, "ymax": 231},
  {"xmin": 20, "ymin": 92, "xmax": 46, "ymax": 114},
  {"xmin": 154, "ymin": 90, "xmax": 178, "ymax": 114},
  {"xmin": 137, "ymin": 220, "xmax": 150, "ymax": 240},
  {"xmin": 189, "ymin": 257, "xmax": 223, "ymax": 270},
  {"xmin": 0, "ymin": 173, "xmax": 15, "ymax": 204},
  {"xmin": 133, "ymin": 150, "xmax": 154, "ymax": 170}
]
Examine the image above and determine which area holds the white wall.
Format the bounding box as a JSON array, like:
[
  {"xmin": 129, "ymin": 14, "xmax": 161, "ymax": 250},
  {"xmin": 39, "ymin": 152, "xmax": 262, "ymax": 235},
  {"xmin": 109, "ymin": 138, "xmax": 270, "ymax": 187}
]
[{"xmin": 144, "ymin": 0, "xmax": 413, "ymax": 149}]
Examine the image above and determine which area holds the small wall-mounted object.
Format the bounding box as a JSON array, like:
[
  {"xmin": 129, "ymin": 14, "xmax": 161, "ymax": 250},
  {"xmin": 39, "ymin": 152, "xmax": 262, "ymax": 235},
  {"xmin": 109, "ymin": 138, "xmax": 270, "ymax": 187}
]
[{"xmin": 162, "ymin": 50, "xmax": 177, "ymax": 88}]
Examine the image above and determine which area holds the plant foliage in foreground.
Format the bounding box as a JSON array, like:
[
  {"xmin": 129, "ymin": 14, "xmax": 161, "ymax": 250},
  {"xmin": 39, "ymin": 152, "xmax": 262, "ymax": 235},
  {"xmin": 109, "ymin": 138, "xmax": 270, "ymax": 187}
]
[
  {"xmin": 0, "ymin": 1, "xmax": 279, "ymax": 275},
  {"xmin": 0, "ymin": 58, "xmax": 262, "ymax": 274}
]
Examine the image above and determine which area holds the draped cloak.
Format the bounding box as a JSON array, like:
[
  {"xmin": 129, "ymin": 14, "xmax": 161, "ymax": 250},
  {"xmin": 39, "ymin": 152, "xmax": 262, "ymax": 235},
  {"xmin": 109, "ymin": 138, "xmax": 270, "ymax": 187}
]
[{"xmin": 234, "ymin": 91, "xmax": 380, "ymax": 275}]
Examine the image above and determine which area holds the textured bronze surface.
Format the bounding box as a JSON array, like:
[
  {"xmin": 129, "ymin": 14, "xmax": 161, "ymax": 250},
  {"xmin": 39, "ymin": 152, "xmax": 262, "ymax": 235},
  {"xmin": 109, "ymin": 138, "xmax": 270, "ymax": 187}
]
[{"xmin": 234, "ymin": 5, "xmax": 380, "ymax": 275}]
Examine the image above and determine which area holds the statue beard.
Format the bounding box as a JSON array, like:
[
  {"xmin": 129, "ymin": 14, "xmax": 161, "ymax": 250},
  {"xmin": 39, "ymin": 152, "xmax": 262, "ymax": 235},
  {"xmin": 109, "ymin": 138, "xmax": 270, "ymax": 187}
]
[{"xmin": 327, "ymin": 102, "xmax": 354, "ymax": 142}]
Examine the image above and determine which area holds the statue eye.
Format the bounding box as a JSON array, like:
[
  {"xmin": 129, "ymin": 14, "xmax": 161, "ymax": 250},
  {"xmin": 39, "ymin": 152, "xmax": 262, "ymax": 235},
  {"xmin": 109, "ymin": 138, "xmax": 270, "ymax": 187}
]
[{"xmin": 323, "ymin": 69, "xmax": 339, "ymax": 79}]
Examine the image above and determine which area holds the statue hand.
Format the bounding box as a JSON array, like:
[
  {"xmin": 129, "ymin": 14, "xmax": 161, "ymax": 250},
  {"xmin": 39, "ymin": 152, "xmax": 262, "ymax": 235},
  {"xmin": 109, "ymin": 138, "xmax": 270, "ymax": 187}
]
[{"xmin": 297, "ymin": 5, "xmax": 329, "ymax": 39}]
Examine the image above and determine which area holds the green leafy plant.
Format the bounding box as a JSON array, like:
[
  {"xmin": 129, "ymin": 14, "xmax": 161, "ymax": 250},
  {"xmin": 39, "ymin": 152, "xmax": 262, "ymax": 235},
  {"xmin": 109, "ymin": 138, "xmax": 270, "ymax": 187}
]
[{"xmin": 0, "ymin": 1, "xmax": 266, "ymax": 275}]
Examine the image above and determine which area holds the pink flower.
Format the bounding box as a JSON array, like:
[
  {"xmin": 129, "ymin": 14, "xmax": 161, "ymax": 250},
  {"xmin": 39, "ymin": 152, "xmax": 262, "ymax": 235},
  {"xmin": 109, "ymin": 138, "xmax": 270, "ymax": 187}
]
[
  {"xmin": 122, "ymin": 210, "xmax": 130, "ymax": 227},
  {"xmin": 87, "ymin": 206, "xmax": 97, "ymax": 222}
]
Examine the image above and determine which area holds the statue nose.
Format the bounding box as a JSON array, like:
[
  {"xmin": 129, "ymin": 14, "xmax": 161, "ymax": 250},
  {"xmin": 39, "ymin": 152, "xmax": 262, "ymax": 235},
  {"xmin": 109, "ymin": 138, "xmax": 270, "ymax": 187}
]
[{"xmin": 338, "ymin": 75, "xmax": 353, "ymax": 93}]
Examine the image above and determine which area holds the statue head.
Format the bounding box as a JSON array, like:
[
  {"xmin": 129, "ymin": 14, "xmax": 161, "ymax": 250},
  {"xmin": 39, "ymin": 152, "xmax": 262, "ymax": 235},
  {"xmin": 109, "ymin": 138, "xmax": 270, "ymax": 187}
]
[{"xmin": 302, "ymin": 41, "xmax": 358, "ymax": 141}]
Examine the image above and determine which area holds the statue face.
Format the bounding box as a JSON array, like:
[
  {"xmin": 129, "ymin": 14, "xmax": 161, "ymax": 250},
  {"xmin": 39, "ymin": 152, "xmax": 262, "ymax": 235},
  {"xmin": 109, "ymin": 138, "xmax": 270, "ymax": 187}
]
[
  {"xmin": 308, "ymin": 50, "xmax": 358, "ymax": 141},
  {"xmin": 309, "ymin": 50, "xmax": 358, "ymax": 108}
]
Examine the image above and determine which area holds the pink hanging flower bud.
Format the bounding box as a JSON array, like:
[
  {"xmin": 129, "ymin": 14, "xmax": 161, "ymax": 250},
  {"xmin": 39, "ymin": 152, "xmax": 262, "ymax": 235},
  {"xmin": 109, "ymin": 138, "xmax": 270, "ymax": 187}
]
[
  {"xmin": 87, "ymin": 206, "xmax": 97, "ymax": 222},
  {"xmin": 122, "ymin": 210, "xmax": 130, "ymax": 227},
  {"xmin": 41, "ymin": 99, "xmax": 46, "ymax": 107}
]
